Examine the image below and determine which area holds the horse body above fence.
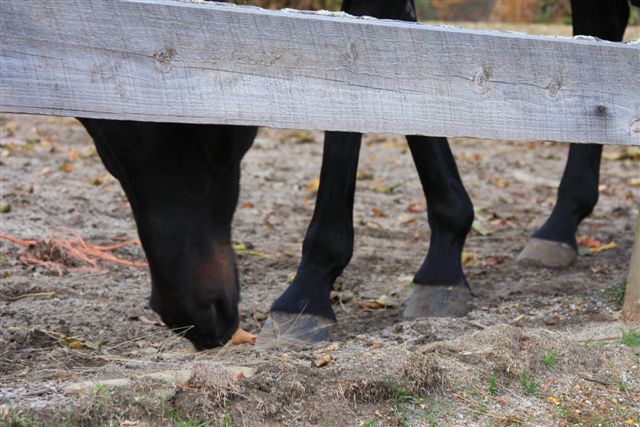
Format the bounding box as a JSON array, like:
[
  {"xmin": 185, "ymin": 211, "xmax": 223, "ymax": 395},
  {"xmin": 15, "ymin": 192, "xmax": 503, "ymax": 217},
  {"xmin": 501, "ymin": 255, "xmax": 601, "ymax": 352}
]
[{"xmin": 1, "ymin": 0, "xmax": 639, "ymax": 145}]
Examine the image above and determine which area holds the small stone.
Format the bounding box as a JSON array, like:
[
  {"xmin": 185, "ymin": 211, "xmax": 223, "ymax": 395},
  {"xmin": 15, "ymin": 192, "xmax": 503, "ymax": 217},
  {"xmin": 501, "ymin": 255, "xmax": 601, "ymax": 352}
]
[
  {"xmin": 381, "ymin": 329, "xmax": 390, "ymax": 338},
  {"xmin": 543, "ymin": 315, "xmax": 559, "ymax": 326},
  {"xmin": 340, "ymin": 290, "xmax": 354, "ymax": 303}
]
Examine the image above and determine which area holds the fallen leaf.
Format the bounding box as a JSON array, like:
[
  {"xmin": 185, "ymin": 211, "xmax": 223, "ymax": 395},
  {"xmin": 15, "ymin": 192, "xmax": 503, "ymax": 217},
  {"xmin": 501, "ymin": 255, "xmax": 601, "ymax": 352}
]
[
  {"xmin": 357, "ymin": 170, "xmax": 374, "ymax": 181},
  {"xmin": 371, "ymin": 181, "xmax": 400, "ymax": 194},
  {"xmin": 397, "ymin": 213, "xmax": 417, "ymax": 225},
  {"xmin": 62, "ymin": 336, "xmax": 104, "ymax": 351},
  {"xmin": 492, "ymin": 177, "xmax": 509, "ymax": 188},
  {"xmin": 364, "ymin": 220, "xmax": 383, "ymax": 230},
  {"xmin": 59, "ymin": 162, "xmax": 73, "ymax": 173},
  {"xmin": 370, "ymin": 340, "xmax": 381, "ymax": 349},
  {"xmin": 319, "ymin": 343, "xmax": 339, "ymax": 353},
  {"xmin": 484, "ymin": 256, "xmax": 504, "ymax": 265},
  {"xmin": 353, "ymin": 299, "xmax": 385, "ymax": 310},
  {"xmin": 240, "ymin": 201, "xmax": 255, "ymax": 209},
  {"xmin": 232, "ymin": 242, "xmax": 271, "ymax": 258},
  {"xmin": 461, "ymin": 251, "xmax": 475, "ymax": 265},
  {"xmin": 577, "ymin": 236, "xmax": 602, "ymax": 248},
  {"xmin": 406, "ymin": 201, "xmax": 425, "ymax": 213},
  {"xmin": 353, "ymin": 295, "xmax": 395, "ymax": 310},
  {"xmin": 472, "ymin": 220, "xmax": 489, "ymax": 236},
  {"xmin": 590, "ymin": 241, "xmax": 616, "ymax": 253},
  {"xmin": 371, "ymin": 208, "xmax": 388, "ymax": 218},
  {"xmin": 4, "ymin": 121, "xmax": 16, "ymax": 136},
  {"xmin": 137, "ymin": 315, "xmax": 164, "ymax": 327},
  {"xmin": 313, "ymin": 353, "xmax": 332, "ymax": 367},
  {"xmin": 602, "ymin": 147, "xmax": 640, "ymax": 161},
  {"xmin": 547, "ymin": 396, "xmax": 560, "ymax": 405},
  {"xmin": 231, "ymin": 328, "xmax": 256, "ymax": 345},
  {"xmin": 305, "ymin": 178, "xmax": 320, "ymax": 194},
  {"xmin": 280, "ymin": 130, "xmax": 316, "ymax": 144},
  {"xmin": 68, "ymin": 148, "xmax": 80, "ymax": 161},
  {"xmin": 92, "ymin": 175, "xmax": 107, "ymax": 186}
]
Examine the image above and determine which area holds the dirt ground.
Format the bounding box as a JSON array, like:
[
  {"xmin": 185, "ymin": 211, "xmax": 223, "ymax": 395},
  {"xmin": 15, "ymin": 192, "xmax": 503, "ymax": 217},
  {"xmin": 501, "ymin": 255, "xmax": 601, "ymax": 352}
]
[{"xmin": 2, "ymin": 23, "xmax": 640, "ymax": 427}]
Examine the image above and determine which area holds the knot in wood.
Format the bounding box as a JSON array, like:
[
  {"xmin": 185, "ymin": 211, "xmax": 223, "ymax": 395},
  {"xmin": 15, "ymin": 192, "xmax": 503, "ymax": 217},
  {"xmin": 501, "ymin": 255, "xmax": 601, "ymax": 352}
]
[
  {"xmin": 153, "ymin": 47, "xmax": 176, "ymax": 73},
  {"xmin": 546, "ymin": 76, "xmax": 563, "ymax": 95},
  {"xmin": 471, "ymin": 66, "xmax": 493, "ymax": 94}
]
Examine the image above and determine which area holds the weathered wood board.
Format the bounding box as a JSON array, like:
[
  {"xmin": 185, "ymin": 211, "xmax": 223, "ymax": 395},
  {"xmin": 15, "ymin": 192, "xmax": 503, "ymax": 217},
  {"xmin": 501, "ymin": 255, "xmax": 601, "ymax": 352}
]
[{"xmin": 1, "ymin": 0, "xmax": 639, "ymax": 145}]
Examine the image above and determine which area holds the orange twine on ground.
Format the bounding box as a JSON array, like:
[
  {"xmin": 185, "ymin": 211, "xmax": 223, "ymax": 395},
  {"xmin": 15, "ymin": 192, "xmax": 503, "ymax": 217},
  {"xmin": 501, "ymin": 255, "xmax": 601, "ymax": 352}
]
[{"xmin": 0, "ymin": 228, "xmax": 147, "ymax": 276}]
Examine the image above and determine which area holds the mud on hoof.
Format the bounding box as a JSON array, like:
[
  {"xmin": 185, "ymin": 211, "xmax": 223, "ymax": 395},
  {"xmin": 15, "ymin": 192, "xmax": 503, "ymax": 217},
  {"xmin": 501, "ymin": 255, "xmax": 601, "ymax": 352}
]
[
  {"xmin": 516, "ymin": 237, "xmax": 577, "ymax": 268},
  {"xmin": 402, "ymin": 283, "xmax": 471, "ymax": 319},
  {"xmin": 257, "ymin": 312, "xmax": 336, "ymax": 349}
]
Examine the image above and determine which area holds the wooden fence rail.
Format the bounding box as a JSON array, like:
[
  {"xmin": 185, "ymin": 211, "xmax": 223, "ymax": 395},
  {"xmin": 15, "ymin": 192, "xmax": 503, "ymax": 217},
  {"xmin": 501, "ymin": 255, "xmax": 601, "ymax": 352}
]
[{"xmin": 1, "ymin": 0, "xmax": 639, "ymax": 145}]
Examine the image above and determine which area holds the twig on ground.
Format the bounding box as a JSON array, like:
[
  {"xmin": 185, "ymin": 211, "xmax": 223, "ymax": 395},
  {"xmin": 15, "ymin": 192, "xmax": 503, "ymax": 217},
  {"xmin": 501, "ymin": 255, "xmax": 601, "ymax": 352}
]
[
  {"xmin": 0, "ymin": 291, "xmax": 56, "ymax": 301},
  {"xmin": 577, "ymin": 373, "xmax": 612, "ymax": 386}
]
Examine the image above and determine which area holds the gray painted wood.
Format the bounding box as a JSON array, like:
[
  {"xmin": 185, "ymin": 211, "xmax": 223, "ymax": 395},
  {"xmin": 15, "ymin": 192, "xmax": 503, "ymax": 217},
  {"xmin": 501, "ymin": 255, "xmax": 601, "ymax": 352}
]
[{"xmin": 1, "ymin": 0, "xmax": 639, "ymax": 145}]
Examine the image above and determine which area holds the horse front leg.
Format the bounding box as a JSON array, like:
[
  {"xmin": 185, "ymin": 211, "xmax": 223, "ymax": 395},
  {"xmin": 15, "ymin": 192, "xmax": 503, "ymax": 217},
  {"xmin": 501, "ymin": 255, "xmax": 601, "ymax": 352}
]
[
  {"xmin": 517, "ymin": 0, "xmax": 629, "ymax": 268},
  {"xmin": 260, "ymin": 132, "xmax": 361, "ymax": 345},
  {"xmin": 403, "ymin": 136, "xmax": 474, "ymax": 318}
]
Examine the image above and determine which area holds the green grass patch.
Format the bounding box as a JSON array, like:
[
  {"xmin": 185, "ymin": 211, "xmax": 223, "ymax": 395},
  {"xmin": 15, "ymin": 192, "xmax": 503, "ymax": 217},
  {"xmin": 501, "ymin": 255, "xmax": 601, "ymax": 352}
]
[
  {"xmin": 540, "ymin": 351, "xmax": 559, "ymax": 368},
  {"xmin": 520, "ymin": 371, "xmax": 540, "ymax": 395},
  {"xmin": 487, "ymin": 376, "xmax": 498, "ymax": 396},
  {"xmin": 603, "ymin": 280, "xmax": 626, "ymax": 305},
  {"xmin": 620, "ymin": 330, "xmax": 640, "ymax": 347}
]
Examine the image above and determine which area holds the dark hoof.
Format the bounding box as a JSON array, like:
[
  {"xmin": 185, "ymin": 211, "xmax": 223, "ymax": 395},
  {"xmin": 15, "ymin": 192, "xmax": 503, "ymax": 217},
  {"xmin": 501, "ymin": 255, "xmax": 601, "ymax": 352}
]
[
  {"xmin": 402, "ymin": 283, "xmax": 471, "ymax": 318},
  {"xmin": 257, "ymin": 312, "xmax": 336, "ymax": 349},
  {"xmin": 516, "ymin": 238, "xmax": 577, "ymax": 268}
]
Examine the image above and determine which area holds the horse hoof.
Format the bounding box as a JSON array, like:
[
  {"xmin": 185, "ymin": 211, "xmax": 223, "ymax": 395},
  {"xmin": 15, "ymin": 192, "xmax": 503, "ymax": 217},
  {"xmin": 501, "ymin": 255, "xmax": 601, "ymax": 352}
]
[
  {"xmin": 257, "ymin": 311, "xmax": 336, "ymax": 349},
  {"xmin": 516, "ymin": 238, "xmax": 577, "ymax": 268},
  {"xmin": 402, "ymin": 283, "xmax": 471, "ymax": 319}
]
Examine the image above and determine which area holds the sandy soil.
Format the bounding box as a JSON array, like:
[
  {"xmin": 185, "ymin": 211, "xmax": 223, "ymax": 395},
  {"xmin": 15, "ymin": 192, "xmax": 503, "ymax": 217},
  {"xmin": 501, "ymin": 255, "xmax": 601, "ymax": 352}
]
[
  {"xmin": 1, "ymin": 21, "xmax": 640, "ymax": 427},
  {"xmin": 1, "ymin": 109, "xmax": 639, "ymax": 426}
]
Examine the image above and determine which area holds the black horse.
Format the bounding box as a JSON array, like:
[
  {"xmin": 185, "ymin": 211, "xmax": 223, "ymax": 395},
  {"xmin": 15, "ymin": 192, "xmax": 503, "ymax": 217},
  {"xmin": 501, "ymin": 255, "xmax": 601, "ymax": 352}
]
[{"xmin": 79, "ymin": 0, "xmax": 634, "ymax": 349}]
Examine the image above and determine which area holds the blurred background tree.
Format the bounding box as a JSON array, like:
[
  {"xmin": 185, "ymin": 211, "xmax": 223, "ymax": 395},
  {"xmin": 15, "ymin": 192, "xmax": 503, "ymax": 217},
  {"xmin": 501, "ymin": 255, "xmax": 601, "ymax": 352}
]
[{"xmin": 239, "ymin": 0, "xmax": 639, "ymax": 25}]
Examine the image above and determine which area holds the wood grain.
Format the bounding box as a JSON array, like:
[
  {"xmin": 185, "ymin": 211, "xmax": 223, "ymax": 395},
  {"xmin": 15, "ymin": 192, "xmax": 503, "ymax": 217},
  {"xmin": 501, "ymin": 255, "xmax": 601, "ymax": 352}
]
[
  {"xmin": 623, "ymin": 213, "xmax": 640, "ymax": 320},
  {"xmin": 1, "ymin": 0, "xmax": 639, "ymax": 145}
]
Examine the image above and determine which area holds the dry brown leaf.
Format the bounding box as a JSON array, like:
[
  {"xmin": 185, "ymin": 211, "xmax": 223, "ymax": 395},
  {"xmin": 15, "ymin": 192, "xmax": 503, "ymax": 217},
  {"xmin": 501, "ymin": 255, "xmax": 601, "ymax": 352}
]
[
  {"xmin": 319, "ymin": 343, "xmax": 339, "ymax": 353},
  {"xmin": 577, "ymin": 236, "xmax": 602, "ymax": 249},
  {"xmin": 461, "ymin": 251, "xmax": 475, "ymax": 265},
  {"xmin": 231, "ymin": 328, "xmax": 256, "ymax": 345},
  {"xmin": 371, "ymin": 207, "xmax": 388, "ymax": 218},
  {"xmin": 406, "ymin": 201, "xmax": 425, "ymax": 213},
  {"xmin": 305, "ymin": 178, "xmax": 320, "ymax": 194},
  {"xmin": 4, "ymin": 121, "xmax": 16, "ymax": 136},
  {"xmin": 313, "ymin": 353, "xmax": 332, "ymax": 367},
  {"xmin": 356, "ymin": 170, "xmax": 374, "ymax": 181},
  {"xmin": 370, "ymin": 340, "xmax": 381, "ymax": 349},
  {"xmin": 484, "ymin": 256, "xmax": 505, "ymax": 265},
  {"xmin": 137, "ymin": 315, "xmax": 164, "ymax": 327},
  {"xmin": 240, "ymin": 201, "xmax": 255, "ymax": 209},
  {"xmin": 59, "ymin": 162, "xmax": 73, "ymax": 173},
  {"xmin": 68, "ymin": 148, "xmax": 80, "ymax": 161}
]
